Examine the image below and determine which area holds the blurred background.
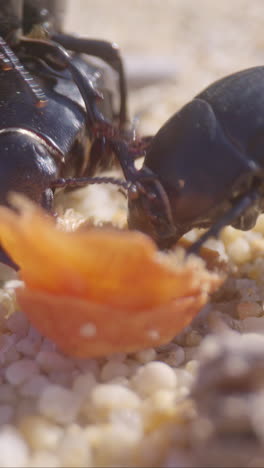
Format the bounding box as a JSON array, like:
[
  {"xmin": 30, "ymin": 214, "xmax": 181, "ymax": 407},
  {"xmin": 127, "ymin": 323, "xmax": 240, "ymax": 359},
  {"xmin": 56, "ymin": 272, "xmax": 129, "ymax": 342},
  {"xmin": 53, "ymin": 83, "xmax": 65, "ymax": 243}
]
[
  {"xmin": 62, "ymin": 0, "xmax": 264, "ymax": 135},
  {"xmin": 63, "ymin": 0, "xmax": 264, "ymax": 135}
]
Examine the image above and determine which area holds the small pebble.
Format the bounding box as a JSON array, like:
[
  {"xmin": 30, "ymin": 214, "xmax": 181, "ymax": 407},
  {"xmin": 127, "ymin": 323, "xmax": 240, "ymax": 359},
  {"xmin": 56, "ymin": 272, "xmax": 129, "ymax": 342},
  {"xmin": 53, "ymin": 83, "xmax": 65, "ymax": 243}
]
[
  {"xmin": 0, "ymin": 404, "xmax": 14, "ymax": 424},
  {"xmin": 19, "ymin": 415, "xmax": 63, "ymax": 451},
  {"xmin": 0, "ymin": 384, "xmax": 17, "ymax": 403},
  {"xmin": 36, "ymin": 351, "xmax": 73, "ymax": 373},
  {"xmin": 174, "ymin": 369, "xmax": 194, "ymax": 387},
  {"xmin": 19, "ymin": 375, "xmax": 50, "ymax": 398},
  {"xmin": 94, "ymin": 424, "xmax": 141, "ymax": 466},
  {"xmin": 90, "ymin": 384, "xmax": 140, "ymax": 416},
  {"xmin": 110, "ymin": 408, "xmax": 143, "ymax": 432},
  {"xmin": 6, "ymin": 311, "xmax": 29, "ymax": 338},
  {"xmin": 164, "ymin": 347, "xmax": 185, "ymax": 367},
  {"xmin": 254, "ymin": 213, "xmax": 264, "ymax": 234},
  {"xmin": 207, "ymin": 310, "xmax": 232, "ymax": 333},
  {"xmin": 221, "ymin": 225, "xmax": 241, "ymax": 243},
  {"xmin": 27, "ymin": 326, "xmax": 43, "ymax": 348},
  {"xmin": 0, "ymin": 334, "xmax": 16, "ymax": 359},
  {"xmin": 131, "ymin": 362, "xmax": 177, "ymax": 397},
  {"xmin": 226, "ymin": 237, "xmax": 252, "ymax": 264},
  {"xmin": 185, "ymin": 360, "xmax": 199, "ymax": 375},
  {"xmin": 38, "ymin": 385, "xmax": 82, "ymax": 424},
  {"xmin": 72, "ymin": 372, "xmax": 97, "ymax": 399},
  {"xmin": 48, "ymin": 370, "xmax": 73, "ymax": 387},
  {"xmin": 236, "ymin": 301, "xmax": 263, "ymax": 319},
  {"xmin": 185, "ymin": 330, "xmax": 202, "ymax": 347},
  {"xmin": 107, "ymin": 376, "xmax": 129, "ymax": 387},
  {"xmin": 4, "ymin": 348, "xmax": 21, "ymax": 365},
  {"xmin": 16, "ymin": 337, "xmax": 40, "ymax": 357},
  {"xmin": 5, "ymin": 359, "xmax": 39, "ymax": 386},
  {"xmin": 0, "ymin": 307, "xmax": 8, "ymax": 330},
  {"xmin": 57, "ymin": 426, "xmax": 92, "ymax": 467},
  {"xmin": 0, "ymin": 426, "xmax": 29, "ymax": 467},
  {"xmin": 100, "ymin": 361, "xmax": 130, "ymax": 382},
  {"xmin": 125, "ymin": 359, "xmax": 141, "ymax": 377},
  {"xmin": 74, "ymin": 359, "xmax": 100, "ymax": 378},
  {"xmin": 134, "ymin": 348, "xmax": 157, "ymax": 363},
  {"xmin": 241, "ymin": 316, "xmax": 264, "ymax": 333},
  {"xmin": 16, "ymin": 398, "xmax": 36, "ymax": 420}
]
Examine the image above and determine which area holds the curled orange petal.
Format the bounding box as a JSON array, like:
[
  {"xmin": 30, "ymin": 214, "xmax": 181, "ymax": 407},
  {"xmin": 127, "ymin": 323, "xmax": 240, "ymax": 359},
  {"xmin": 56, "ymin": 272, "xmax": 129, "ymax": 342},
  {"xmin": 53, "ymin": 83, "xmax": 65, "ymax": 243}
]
[{"xmin": 0, "ymin": 196, "xmax": 222, "ymax": 357}]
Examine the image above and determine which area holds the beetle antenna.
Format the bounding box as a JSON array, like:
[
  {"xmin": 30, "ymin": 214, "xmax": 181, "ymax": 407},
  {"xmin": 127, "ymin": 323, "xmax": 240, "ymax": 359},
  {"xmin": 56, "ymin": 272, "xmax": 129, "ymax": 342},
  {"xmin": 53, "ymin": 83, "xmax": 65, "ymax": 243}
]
[
  {"xmin": 0, "ymin": 35, "xmax": 47, "ymax": 106},
  {"xmin": 187, "ymin": 187, "xmax": 260, "ymax": 255},
  {"xmin": 51, "ymin": 176, "xmax": 130, "ymax": 190}
]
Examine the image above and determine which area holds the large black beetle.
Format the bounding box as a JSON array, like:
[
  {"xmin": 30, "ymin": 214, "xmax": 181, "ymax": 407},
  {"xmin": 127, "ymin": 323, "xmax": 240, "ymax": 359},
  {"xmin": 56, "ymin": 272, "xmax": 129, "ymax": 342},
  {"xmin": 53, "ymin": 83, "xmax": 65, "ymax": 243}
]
[
  {"xmin": 0, "ymin": 0, "xmax": 128, "ymax": 210},
  {"xmin": 127, "ymin": 67, "xmax": 264, "ymax": 253},
  {"xmin": 0, "ymin": 0, "xmax": 131, "ymax": 267}
]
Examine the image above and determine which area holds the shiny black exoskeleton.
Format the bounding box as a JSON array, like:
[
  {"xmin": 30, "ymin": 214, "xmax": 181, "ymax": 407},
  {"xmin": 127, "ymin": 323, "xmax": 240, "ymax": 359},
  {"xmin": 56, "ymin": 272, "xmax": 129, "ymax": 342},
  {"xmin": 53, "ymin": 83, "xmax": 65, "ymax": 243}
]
[
  {"xmin": 127, "ymin": 67, "xmax": 264, "ymax": 253},
  {"xmin": 0, "ymin": 0, "xmax": 131, "ymax": 267},
  {"xmin": 0, "ymin": 0, "xmax": 128, "ymax": 211}
]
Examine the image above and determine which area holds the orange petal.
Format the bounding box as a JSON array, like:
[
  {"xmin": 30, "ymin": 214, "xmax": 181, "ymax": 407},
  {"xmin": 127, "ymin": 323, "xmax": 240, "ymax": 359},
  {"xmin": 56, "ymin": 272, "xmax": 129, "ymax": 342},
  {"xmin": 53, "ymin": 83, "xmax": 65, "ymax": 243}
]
[
  {"xmin": 0, "ymin": 197, "xmax": 222, "ymax": 357},
  {"xmin": 17, "ymin": 288, "xmax": 209, "ymax": 357}
]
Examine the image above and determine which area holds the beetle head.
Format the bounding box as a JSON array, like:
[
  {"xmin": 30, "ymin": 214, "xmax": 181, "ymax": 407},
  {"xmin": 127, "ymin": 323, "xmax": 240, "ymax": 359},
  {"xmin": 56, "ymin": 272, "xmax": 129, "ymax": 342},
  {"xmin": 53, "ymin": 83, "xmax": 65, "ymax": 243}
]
[{"xmin": 127, "ymin": 170, "xmax": 178, "ymax": 248}]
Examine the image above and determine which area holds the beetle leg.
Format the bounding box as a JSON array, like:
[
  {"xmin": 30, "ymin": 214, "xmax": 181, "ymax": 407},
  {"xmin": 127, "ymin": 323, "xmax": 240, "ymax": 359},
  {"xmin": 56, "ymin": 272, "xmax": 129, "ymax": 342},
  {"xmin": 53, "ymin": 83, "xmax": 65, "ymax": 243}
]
[
  {"xmin": 187, "ymin": 187, "xmax": 260, "ymax": 255},
  {"xmin": 20, "ymin": 37, "xmax": 108, "ymax": 131},
  {"xmin": 51, "ymin": 34, "xmax": 128, "ymax": 127}
]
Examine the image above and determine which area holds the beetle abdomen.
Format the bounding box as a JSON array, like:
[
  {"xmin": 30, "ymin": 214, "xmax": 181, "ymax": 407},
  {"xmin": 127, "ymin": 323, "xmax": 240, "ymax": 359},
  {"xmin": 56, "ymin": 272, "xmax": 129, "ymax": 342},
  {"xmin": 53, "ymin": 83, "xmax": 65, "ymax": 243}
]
[{"xmin": 197, "ymin": 66, "xmax": 264, "ymax": 160}]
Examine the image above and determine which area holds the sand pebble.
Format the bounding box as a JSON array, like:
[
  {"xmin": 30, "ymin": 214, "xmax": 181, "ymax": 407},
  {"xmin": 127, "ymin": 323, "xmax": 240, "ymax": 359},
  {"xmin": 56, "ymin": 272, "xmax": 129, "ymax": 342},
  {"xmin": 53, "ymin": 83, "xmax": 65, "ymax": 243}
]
[
  {"xmin": 72, "ymin": 372, "xmax": 97, "ymax": 399},
  {"xmin": 6, "ymin": 311, "xmax": 29, "ymax": 338},
  {"xmin": 0, "ymin": 426, "xmax": 29, "ymax": 467},
  {"xmin": 57, "ymin": 426, "xmax": 92, "ymax": 467},
  {"xmin": 90, "ymin": 384, "xmax": 140, "ymax": 413},
  {"xmin": 5, "ymin": 359, "xmax": 39, "ymax": 386},
  {"xmin": 100, "ymin": 360, "xmax": 130, "ymax": 382},
  {"xmin": 131, "ymin": 362, "xmax": 177, "ymax": 397},
  {"xmin": 0, "ymin": 405, "xmax": 14, "ymax": 425},
  {"xmin": 19, "ymin": 375, "xmax": 50, "ymax": 398},
  {"xmin": 19, "ymin": 415, "xmax": 63, "ymax": 451},
  {"xmin": 36, "ymin": 351, "xmax": 74, "ymax": 373},
  {"xmin": 38, "ymin": 385, "xmax": 82, "ymax": 424}
]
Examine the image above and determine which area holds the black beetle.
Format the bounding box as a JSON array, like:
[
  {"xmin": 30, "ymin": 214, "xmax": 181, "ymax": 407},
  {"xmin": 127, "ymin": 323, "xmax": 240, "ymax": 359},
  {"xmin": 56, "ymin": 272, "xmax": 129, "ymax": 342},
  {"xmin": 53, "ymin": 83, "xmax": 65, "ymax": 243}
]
[
  {"xmin": 0, "ymin": 0, "xmax": 135, "ymax": 267},
  {"xmin": 126, "ymin": 66, "xmax": 264, "ymax": 253},
  {"xmin": 0, "ymin": 0, "xmax": 129, "ymax": 210}
]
